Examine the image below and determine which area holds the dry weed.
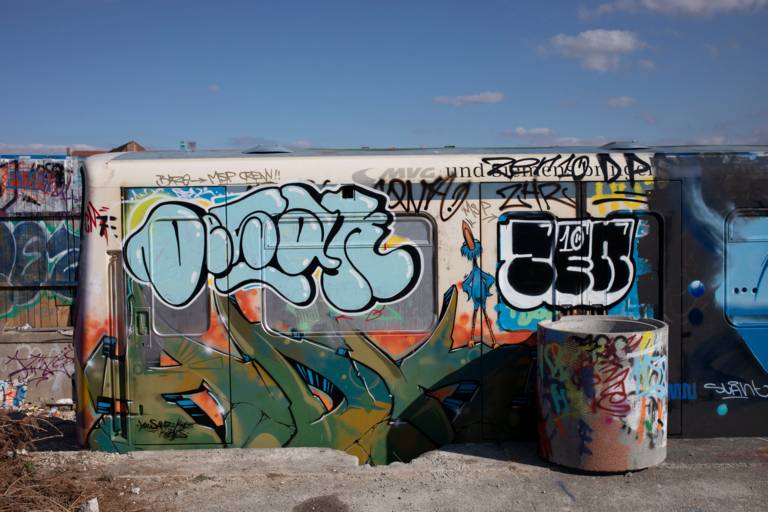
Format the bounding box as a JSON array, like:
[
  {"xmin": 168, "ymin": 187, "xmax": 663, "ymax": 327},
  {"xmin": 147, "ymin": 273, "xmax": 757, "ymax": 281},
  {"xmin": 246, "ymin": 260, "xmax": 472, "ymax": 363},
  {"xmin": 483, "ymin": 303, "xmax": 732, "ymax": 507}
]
[{"xmin": 0, "ymin": 410, "xmax": 140, "ymax": 512}]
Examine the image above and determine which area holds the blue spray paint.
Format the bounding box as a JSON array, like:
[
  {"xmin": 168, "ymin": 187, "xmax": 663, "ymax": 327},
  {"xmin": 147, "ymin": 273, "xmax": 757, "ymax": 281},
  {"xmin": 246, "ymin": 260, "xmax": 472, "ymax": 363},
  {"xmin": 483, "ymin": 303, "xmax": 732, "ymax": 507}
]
[{"xmin": 124, "ymin": 183, "xmax": 423, "ymax": 313}]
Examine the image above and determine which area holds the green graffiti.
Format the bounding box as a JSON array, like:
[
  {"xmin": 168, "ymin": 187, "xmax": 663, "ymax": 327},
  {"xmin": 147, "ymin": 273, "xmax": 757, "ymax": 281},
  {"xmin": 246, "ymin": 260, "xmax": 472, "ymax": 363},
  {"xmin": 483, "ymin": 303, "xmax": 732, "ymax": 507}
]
[{"xmin": 84, "ymin": 284, "xmax": 535, "ymax": 464}]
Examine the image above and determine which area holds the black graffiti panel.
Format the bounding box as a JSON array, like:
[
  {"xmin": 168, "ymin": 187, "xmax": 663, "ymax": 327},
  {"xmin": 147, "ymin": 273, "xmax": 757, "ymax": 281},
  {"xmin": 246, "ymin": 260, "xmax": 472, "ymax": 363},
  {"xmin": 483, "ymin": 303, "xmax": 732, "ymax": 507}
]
[
  {"xmin": 505, "ymin": 219, "xmax": 556, "ymax": 298},
  {"xmin": 590, "ymin": 221, "xmax": 635, "ymax": 295},
  {"xmin": 497, "ymin": 214, "xmax": 636, "ymax": 310}
]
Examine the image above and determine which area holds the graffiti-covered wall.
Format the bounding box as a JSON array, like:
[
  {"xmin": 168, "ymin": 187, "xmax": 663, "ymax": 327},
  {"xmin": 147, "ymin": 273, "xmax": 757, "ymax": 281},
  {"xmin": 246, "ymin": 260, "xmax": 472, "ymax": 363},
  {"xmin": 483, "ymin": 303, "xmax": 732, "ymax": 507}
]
[
  {"xmin": 74, "ymin": 149, "xmax": 768, "ymax": 463},
  {"xmin": 1, "ymin": 155, "xmax": 80, "ymax": 408},
  {"xmin": 74, "ymin": 151, "xmax": 664, "ymax": 461},
  {"xmin": 1, "ymin": 156, "xmax": 82, "ymax": 329},
  {"xmin": 0, "ymin": 334, "xmax": 75, "ymax": 407}
]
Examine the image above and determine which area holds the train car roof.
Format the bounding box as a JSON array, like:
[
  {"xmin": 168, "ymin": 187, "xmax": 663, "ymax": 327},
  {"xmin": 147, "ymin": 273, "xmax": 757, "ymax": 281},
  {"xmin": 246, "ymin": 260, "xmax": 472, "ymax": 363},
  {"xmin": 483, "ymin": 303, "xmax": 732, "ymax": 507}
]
[{"xmin": 111, "ymin": 144, "xmax": 768, "ymax": 160}]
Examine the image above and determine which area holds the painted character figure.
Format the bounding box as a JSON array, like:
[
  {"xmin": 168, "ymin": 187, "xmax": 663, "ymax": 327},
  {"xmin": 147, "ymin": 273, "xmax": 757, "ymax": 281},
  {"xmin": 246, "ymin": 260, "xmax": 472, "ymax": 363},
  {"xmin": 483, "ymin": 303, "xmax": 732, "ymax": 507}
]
[{"xmin": 460, "ymin": 221, "xmax": 498, "ymax": 348}]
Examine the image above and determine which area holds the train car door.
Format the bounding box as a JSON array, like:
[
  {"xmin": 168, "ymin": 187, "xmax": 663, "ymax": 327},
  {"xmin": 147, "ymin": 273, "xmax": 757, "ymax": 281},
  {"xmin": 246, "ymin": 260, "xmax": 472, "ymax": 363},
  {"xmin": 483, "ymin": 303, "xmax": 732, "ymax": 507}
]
[
  {"xmin": 583, "ymin": 177, "xmax": 682, "ymax": 434},
  {"xmin": 477, "ymin": 160, "xmax": 682, "ymax": 438},
  {"xmin": 123, "ymin": 186, "xmax": 232, "ymax": 446},
  {"xmin": 478, "ymin": 178, "xmax": 578, "ymax": 440}
]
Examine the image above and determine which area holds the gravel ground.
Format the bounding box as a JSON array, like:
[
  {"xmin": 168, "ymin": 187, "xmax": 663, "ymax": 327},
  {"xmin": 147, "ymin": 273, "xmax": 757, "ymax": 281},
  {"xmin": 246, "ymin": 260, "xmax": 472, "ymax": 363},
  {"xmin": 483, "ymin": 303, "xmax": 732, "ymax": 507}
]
[{"xmin": 31, "ymin": 438, "xmax": 768, "ymax": 512}]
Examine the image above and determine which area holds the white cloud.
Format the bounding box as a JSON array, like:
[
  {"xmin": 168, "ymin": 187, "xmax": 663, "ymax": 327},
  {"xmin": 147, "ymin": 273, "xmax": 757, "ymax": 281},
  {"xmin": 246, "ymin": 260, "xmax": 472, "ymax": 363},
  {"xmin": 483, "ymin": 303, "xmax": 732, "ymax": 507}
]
[
  {"xmin": 548, "ymin": 30, "xmax": 646, "ymax": 71},
  {"xmin": 500, "ymin": 127, "xmax": 609, "ymax": 146},
  {"xmin": 208, "ymin": 83, "xmax": 221, "ymax": 93},
  {"xmin": 607, "ymin": 95, "xmax": 636, "ymax": 108},
  {"xmin": 578, "ymin": 0, "xmax": 636, "ymax": 18},
  {"xmin": 0, "ymin": 142, "xmax": 101, "ymax": 154},
  {"xmin": 581, "ymin": 0, "xmax": 767, "ymax": 18},
  {"xmin": 510, "ymin": 127, "xmax": 556, "ymax": 137},
  {"xmin": 643, "ymin": 0, "xmax": 767, "ymax": 15},
  {"xmin": 639, "ymin": 58, "xmax": 656, "ymax": 70},
  {"xmin": 433, "ymin": 91, "xmax": 504, "ymax": 107}
]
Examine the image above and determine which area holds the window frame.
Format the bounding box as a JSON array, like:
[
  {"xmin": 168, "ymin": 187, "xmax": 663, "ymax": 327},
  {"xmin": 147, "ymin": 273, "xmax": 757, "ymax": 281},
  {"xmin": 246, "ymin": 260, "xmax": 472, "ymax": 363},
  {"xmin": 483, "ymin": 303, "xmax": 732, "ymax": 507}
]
[{"xmin": 260, "ymin": 211, "xmax": 439, "ymax": 338}]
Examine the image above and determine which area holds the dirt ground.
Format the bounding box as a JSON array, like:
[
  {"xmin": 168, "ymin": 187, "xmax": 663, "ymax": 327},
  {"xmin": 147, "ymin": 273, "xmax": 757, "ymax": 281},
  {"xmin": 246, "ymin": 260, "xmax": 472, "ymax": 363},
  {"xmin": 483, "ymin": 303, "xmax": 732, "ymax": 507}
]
[{"xmin": 25, "ymin": 431, "xmax": 768, "ymax": 512}]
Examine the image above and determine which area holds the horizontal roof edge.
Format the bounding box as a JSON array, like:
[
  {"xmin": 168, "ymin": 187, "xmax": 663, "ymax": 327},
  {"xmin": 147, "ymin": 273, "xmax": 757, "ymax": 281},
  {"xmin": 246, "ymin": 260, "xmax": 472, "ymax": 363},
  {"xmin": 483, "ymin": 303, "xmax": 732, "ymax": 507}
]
[{"xmin": 110, "ymin": 145, "xmax": 768, "ymax": 161}]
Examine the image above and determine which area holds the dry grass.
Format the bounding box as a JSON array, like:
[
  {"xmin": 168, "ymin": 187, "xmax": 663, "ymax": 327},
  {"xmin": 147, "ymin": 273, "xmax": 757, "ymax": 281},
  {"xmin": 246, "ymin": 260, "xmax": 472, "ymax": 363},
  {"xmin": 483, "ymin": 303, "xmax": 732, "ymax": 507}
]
[{"xmin": 0, "ymin": 410, "xmax": 139, "ymax": 512}]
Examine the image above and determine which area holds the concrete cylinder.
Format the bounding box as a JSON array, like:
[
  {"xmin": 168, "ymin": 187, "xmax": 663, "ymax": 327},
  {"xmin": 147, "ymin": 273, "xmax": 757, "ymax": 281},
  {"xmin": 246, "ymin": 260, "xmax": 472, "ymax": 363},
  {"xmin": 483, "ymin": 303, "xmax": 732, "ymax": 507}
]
[{"xmin": 537, "ymin": 315, "xmax": 668, "ymax": 472}]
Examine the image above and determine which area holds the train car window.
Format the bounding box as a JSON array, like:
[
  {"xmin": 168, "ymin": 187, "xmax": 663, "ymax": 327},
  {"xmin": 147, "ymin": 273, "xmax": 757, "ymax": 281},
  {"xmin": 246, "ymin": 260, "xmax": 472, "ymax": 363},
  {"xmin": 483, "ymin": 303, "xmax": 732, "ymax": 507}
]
[
  {"xmin": 725, "ymin": 210, "xmax": 768, "ymax": 326},
  {"xmin": 148, "ymin": 218, "xmax": 211, "ymax": 336},
  {"xmin": 262, "ymin": 214, "xmax": 437, "ymax": 337}
]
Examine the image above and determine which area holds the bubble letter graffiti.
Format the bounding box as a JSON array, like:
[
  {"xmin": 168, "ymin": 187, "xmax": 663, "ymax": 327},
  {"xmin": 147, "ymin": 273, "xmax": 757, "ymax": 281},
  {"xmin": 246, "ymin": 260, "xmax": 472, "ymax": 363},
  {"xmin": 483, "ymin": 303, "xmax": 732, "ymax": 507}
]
[{"xmin": 123, "ymin": 183, "xmax": 423, "ymax": 313}]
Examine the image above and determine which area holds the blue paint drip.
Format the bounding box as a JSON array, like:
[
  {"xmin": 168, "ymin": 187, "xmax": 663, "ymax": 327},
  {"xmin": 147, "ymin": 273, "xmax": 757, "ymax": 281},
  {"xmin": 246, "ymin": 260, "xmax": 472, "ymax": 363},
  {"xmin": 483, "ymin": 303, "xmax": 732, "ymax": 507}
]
[{"xmin": 579, "ymin": 366, "xmax": 596, "ymax": 399}]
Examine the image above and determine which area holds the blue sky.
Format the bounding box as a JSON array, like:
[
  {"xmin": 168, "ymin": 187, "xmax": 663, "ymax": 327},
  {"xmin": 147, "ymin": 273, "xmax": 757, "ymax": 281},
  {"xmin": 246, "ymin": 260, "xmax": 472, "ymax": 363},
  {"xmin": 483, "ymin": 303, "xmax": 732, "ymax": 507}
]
[{"xmin": 1, "ymin": 0, "xmax": 767, "ymax": 152}]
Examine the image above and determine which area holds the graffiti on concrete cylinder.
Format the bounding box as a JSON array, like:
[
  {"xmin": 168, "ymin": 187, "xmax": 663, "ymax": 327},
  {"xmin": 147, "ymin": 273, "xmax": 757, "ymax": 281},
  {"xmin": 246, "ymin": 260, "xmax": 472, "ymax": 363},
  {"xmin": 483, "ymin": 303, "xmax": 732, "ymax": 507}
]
[
  {"xmin": 497, "ymin": 214, "xmax": 637, "ymax": 310},
  {"xmin": 538, "ymin": 325, "xmax": 667, "ymax": 471},
  {"xmin": 123, "ymin": 183, "xmax": 423, "ymax": 313}
]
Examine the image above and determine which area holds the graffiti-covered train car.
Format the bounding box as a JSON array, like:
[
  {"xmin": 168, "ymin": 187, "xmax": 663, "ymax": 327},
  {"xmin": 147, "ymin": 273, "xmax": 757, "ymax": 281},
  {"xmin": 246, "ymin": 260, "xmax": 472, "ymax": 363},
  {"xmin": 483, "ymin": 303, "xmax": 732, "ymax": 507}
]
[{"xmin": 74, "ymin": 145, "xmax": 768, "ymax": 463}]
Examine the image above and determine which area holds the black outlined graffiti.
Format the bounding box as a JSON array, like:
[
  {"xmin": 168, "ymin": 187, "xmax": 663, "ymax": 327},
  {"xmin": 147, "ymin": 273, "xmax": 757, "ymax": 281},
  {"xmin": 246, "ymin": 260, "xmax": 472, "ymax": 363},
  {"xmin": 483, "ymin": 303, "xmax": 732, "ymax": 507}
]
[
  {"xmin": 496, "ymin": 181, "xmax": 577, "ymax": 211},
  {"xmin": 373, "ymin": 175, "xmax": 470, "ymax": 221},
  {"xmin": 497, "ymin": 213, "xmax": 637, "ymax": 310},
  {"xmin": 480, "ymin": 153, "xmax": 652, "ymax": 185},
  {"xmin": 137, "ymin": 418, "xmax": 195, "ymax": 440},
  {"xmin": 124, "ymin": 183, "xmax": 423, "ymax": 313}
]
